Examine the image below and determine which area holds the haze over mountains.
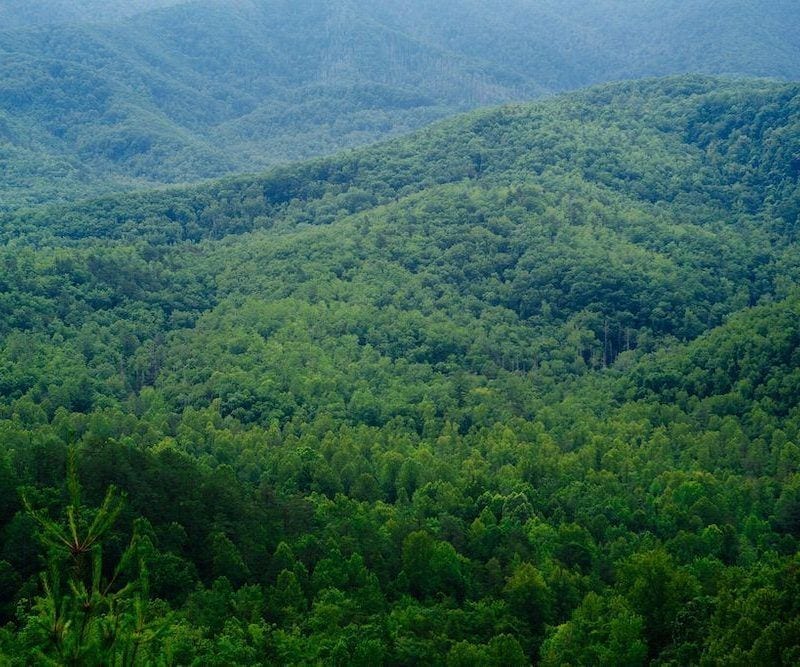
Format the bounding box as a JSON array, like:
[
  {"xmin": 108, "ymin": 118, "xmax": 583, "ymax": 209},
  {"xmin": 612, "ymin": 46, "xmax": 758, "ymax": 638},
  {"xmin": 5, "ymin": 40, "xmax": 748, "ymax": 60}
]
[
  {"xmin": 2, "ymin": 0, "xmax": 800, "ymax": 209},
  {"xmin": 0, "ymin": 0, "xmax": 186, "ymax": 29}
]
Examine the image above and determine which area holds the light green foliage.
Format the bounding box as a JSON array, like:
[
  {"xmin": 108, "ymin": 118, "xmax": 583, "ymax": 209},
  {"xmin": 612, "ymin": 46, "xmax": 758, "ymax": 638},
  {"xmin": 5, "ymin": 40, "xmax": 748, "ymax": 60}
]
[{"xmin": 541, "ymin": 593, "xmax": 647, "ymax": 666}]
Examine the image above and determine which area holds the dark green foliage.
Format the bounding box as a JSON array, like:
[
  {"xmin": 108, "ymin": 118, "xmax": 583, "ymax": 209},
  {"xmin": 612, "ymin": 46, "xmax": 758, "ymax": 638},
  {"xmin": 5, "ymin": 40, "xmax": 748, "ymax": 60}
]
[
  {"xmin": 0, "ymin": 77, "xmax": 799, "ymax": 663},
  {"xmin": 16, "ymin": 451, "xmax": 169, "ymax": 664}
]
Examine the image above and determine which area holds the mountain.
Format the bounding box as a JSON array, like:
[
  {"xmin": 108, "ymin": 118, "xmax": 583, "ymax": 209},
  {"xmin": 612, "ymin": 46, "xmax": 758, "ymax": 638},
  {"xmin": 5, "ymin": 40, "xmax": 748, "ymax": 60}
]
[
  {"xmin": 0, "ymin": 0, "xmax": 187, "ymax": 29},
  {"xmin": 0, "ymin": 77, "xmax": 799, "ymax": 663},
  {"xmin": 1, "ymin": 0, "xmax": 799, "ymax": 209}
]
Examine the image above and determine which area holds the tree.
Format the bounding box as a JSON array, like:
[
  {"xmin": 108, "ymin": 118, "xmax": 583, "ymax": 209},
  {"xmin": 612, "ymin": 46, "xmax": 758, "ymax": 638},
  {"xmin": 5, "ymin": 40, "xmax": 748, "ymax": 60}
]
[
  {"xmin": 541, "ymin": 592, "xmax": 647, "ymax": 666},
  {"xmin": 503, "ymin": 562, "xmax": 552, "ymax": 636},
  {"xmin": 17, "ymin": 449, "xmax": 169, "ymax": 665}
]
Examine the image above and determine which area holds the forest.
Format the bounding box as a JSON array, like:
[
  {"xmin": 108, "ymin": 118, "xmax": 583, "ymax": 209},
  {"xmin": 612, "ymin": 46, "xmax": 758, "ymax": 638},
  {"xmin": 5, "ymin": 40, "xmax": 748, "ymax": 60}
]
[
  {"xmin": 0, "ymin": 76, "xmax": 798, "ymax": 664},
  {"xmin": 1, "ymin": 0, "xmax": 799, "ymax": 210}
]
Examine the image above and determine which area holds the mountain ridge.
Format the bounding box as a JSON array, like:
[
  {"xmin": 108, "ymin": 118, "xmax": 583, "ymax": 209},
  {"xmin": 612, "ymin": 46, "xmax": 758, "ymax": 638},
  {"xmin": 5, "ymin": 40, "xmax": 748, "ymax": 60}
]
[{"xmin": 1, "ymin": 0, "xmax": 799, "ymax": 210}]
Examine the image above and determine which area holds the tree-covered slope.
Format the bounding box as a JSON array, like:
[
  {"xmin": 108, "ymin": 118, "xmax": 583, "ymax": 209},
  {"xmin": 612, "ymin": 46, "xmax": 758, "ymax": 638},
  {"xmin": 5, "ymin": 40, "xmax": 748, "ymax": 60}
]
[
  {"xmin": 1, "ymin": 0, "xmax": 799, "ymax": 209},
  {"xmin": 0, "ymin": 77, "xmax": 799, "ymax": 664},
  {"xmin": 0, "ymin": 0, "xmax": 186, "ymax": 29}
]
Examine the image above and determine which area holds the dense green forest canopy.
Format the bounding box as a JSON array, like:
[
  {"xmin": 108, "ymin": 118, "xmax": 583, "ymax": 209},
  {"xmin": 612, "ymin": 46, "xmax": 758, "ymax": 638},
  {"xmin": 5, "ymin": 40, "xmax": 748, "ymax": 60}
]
[
  {"xmin": 1, "ymin": 0, "xmax": 799, "ymax": 209},
  {"xmin": 0, "ymin": 77, "xmax": 799, "ymax": 664}
]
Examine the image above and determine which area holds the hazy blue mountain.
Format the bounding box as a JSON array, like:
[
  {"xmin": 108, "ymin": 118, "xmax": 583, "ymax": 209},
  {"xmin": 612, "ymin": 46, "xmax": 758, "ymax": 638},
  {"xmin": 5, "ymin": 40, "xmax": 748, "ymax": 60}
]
[
  {"xmin": 0, "ymin": 0, "xmax": 187, "ymax": 28},
  {"xmin": 1, "ymin": 0, "xmax": 798, "ymax": 209}
]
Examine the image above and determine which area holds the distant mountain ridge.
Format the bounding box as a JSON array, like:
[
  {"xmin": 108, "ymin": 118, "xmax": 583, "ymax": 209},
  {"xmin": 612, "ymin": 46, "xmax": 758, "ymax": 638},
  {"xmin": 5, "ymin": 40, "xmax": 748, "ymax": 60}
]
[
  {"xmin": 0, "ymin": 0, "xmax": 187, "ymax": 28},
  {"xmin": 1, "ymin": 0, "xmax": 799, "ymax": 210}
]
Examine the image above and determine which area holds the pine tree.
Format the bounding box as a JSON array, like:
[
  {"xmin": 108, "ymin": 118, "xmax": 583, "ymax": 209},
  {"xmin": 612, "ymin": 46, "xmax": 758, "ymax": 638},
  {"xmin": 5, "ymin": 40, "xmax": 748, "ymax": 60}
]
[{"xmin": 18, "ymin": 449, "xmax": 169, "ymax": 665}]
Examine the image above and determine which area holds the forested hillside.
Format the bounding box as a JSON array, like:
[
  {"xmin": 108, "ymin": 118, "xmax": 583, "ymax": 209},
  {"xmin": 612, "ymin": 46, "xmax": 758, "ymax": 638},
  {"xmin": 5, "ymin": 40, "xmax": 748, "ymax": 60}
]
[
  {"xmin": 1, "ymin": 0, "xmax": 799, "ymax": 209},
  {"xmin": 0, "ymin": 77, "xmax": 799, "ymax": 664},
  {"xmin": 0, "ymin": 0, "xmax": 184, "ymax": 29}
]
